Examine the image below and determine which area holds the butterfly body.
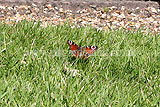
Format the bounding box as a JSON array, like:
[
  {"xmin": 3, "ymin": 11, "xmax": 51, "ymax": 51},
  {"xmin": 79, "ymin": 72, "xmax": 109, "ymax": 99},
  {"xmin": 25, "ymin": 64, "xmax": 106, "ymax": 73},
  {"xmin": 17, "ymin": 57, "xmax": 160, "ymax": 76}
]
[{"xmin": 67, "ymin": 40, "xmax": 98, "ymax": 59}]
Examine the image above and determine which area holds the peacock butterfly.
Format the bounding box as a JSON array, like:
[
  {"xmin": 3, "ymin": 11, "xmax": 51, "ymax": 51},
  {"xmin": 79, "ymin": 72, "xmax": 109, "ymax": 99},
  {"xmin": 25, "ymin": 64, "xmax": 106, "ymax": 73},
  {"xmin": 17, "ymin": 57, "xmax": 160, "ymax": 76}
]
[{"xmin": 67, "ymin": 40, "xmax": 98, "ymax": 59}]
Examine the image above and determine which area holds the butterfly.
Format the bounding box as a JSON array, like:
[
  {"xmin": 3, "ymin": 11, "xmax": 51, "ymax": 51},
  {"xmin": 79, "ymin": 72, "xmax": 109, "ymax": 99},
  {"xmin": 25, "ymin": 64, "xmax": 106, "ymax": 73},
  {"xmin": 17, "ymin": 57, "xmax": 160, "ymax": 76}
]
[{"xmin": 67, "ymin": 40, "xmax": 98, "ymax": 60}]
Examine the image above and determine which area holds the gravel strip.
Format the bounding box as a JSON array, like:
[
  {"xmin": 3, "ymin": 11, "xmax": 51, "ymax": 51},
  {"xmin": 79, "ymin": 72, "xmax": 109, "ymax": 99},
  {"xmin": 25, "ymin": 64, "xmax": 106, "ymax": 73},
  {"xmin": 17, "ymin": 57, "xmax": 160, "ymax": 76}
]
[{"xmin": 0, "ymin": 3, "xmax": 160, "ymax": 34}]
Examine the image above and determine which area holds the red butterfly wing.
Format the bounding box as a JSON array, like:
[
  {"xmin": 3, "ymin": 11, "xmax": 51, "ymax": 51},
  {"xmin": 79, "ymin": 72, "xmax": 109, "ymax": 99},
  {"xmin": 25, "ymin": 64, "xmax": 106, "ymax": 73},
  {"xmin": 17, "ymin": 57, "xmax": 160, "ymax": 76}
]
[
  {"xmin": 67, "ymin": 40, "xmax": 80, "ymax": 58},
  {"xmin": 82, "ymin": 46, "xmax": 98, "ymax": 59}
]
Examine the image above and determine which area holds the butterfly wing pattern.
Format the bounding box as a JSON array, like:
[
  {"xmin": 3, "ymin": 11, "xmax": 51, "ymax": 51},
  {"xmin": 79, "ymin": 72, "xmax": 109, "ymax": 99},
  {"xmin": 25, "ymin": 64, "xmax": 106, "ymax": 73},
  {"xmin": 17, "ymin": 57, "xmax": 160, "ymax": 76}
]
[
  {"xmin": 82, "ymin": 46, "xmax": 98, "ymax": 59},
  {"xmin": 67, "ymin": 40, "xmax": 98, "ymax": 59},
  {"xmin": 67, "ymin": 40, "xmax": 80, "ymax": 58}
]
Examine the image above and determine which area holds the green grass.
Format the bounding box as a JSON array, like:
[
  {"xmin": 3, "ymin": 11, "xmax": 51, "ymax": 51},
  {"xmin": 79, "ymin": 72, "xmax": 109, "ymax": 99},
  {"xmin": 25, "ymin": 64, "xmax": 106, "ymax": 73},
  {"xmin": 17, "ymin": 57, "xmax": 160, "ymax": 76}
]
[{"xmin": 0, "ymin": 20, "xmax": 160, "ymax": 106}]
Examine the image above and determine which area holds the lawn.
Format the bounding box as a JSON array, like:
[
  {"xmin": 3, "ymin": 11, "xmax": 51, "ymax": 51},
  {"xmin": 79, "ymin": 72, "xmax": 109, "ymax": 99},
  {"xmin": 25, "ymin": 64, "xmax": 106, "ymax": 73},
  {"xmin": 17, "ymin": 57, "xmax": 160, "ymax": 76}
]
[{"xmin": 0, "ymin": 20, "xmax": 160, "ymax": 106}]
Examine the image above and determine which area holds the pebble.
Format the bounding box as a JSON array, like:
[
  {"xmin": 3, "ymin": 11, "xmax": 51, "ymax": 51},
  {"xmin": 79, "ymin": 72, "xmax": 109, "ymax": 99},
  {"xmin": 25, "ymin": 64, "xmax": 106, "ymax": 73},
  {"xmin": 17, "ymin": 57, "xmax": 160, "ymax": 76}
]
[{"xmin": 0, "ymin": 5, "xmax": 5, "ymax": 9}]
